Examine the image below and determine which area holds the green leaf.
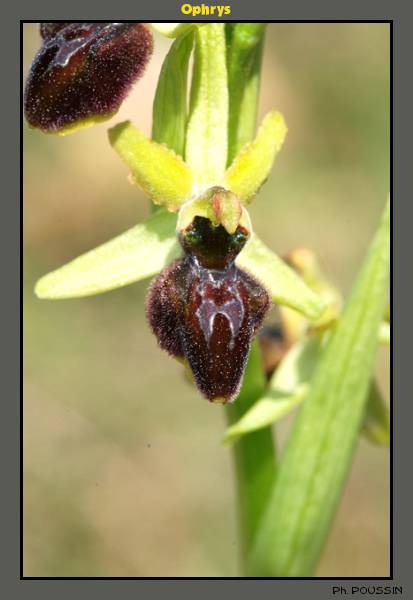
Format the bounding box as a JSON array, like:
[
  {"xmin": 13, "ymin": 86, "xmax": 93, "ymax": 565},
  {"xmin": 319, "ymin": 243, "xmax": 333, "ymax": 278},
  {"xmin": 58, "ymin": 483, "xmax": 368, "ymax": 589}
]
[
  {"xmin": 249, "ymin": 198, "xmax": 390, "ymax": 576},
  {"xmin": 152, "ymin": 31, "xmax": 194, "ymax": 157},
  {"xmin": 362, "ymin": 380, "xmax": 390, "ymax": 447},
  {"xmin": 224, "ymin": 111, "xmax": 287, "ymax": 203},
  {"xmin": 35, "ymin": 210, "xmax": 180, "ymax": 299},
  {"xmin": 224, "ymin": 335, "xmax": 323, "ymax": 443},
  {"xmin": 226, "ymin": 23, "xmax": 267, "ymax": 165},
  {"xmin": 109, "ymin": 121, "xmax": 193, "ymax": 211},
  {"xmin": 186, "ymin": 24, "xmax": 229, "ymax": 188},
  {"xmin": 236, "ymin": 234, "xmax": 326, "ymax": 320}
]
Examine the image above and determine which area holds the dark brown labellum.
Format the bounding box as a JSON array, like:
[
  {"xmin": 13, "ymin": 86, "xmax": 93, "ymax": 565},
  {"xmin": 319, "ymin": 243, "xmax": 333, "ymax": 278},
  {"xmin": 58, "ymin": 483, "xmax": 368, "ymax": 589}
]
[
  {"xmin": 147, "ymin": 217, "xmax": 270, "ymax": 404},
  {"xmin": 24, "ymin": 22, "xmax": 153, "ymax": 133}
]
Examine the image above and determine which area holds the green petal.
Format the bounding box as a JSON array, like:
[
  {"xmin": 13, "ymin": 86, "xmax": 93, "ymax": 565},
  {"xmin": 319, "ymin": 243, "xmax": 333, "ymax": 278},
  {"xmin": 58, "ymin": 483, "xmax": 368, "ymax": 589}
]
[
  {"xmin": 236, "ymin": 234, "xmax": 326, "ymax": 320},
  {"xmin": 186, "ymin": 23, "xmax": 229, "ymax": 188},
  {"xmin": 109, "ymin": 121, "xmax": 193, "ymax": 211},
  {"xmin": 35, "ymin": 210, "xmax": 180, "ymax": 300},
  {"xmin": 224, "ymin": 111, "xmax": 287, "ymax": 203}
]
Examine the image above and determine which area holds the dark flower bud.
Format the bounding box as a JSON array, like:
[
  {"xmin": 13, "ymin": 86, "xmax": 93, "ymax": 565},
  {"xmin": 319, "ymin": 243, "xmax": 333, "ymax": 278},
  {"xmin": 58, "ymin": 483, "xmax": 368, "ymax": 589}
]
[
  {"xmin": 147, "ymin": 216, "xmax": 270, "ymax": 404},
  {"xmin": 24, "ymin": 22, "xmax": 153, "ymax": 134}
]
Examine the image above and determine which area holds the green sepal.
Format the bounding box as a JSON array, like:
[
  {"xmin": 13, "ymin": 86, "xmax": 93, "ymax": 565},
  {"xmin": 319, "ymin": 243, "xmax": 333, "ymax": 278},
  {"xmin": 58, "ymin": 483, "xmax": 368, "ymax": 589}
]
[
  {"xmin": 236, "ymin": 234, "xmax": 326, "ymax": 321},
  {"xmin": 186, "ymin": 23, "xmax": 229, "ymax": 189},
  {"xmin": 35, "ymin": 210, "xmax": 180, "ymax": 300},
  {"xmin": 109, "ymin": 121, "xmax": 193, "ymax": 212}
]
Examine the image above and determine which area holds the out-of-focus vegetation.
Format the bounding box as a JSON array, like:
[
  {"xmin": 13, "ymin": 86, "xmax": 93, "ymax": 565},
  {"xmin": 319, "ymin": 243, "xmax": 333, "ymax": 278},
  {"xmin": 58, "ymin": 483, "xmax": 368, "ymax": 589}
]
[{"xmin": 23, "ymin": 23, "xmax": 390, "ymax": 577}]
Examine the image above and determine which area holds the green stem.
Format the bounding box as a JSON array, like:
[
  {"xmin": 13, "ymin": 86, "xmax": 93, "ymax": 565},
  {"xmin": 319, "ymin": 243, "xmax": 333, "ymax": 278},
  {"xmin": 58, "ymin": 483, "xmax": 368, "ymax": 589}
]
[
  {"xmin": 225, "ymin": 343, "xmax": 276, "ymax": 570},
  {"xmin": 223, "ymin": 24, "xmax": 276, "ymax": 575},
  {"xmin": 154, "ymin": 23, "xmax": 276, "ymax": 576}
]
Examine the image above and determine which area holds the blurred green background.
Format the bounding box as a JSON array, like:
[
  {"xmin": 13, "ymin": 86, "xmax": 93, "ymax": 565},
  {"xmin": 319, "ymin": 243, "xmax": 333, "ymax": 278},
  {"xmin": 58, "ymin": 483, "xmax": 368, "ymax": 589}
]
[{"xmin": 23, "ymin": 23, "xmax": 390, "ymax": 577}]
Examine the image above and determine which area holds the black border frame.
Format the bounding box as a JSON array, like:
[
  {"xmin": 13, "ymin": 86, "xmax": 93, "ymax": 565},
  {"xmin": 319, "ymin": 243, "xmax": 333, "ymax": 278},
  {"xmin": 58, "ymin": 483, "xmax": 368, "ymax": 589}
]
[{"xmin": 21, "ymin": 19, "xmax": 393, "ymax": 582}]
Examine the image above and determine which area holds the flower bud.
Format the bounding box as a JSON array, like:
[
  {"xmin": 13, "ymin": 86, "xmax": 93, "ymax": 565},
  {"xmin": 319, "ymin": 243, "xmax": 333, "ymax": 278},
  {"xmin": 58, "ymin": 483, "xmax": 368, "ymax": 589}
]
[{"xmin": 24, "ymin": 22, "xmax": 153, "ymax": 134}]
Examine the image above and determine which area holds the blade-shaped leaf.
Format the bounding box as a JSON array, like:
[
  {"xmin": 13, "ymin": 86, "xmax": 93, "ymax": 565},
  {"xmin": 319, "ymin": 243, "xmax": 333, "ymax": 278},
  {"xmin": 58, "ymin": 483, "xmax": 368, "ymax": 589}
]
[
  {"xmin": 109, "ymin": 121, "xmax": 193, "ymax": 211},
  {"xmin": 236, "ymin": 234, "xmax": 326, "ymax": 321},
  {"xmin": 224, "ymin": 335, "xmax": 324, "ymax": 442},
  {"xmin": 35, "ymin": 210, "xmax": 180, "ymax": 299},
  {"xmin": 152, "ymin": 31, "xmax": 194, "ymax": 157},
  {"xmin": 186, "ymin": 23, "xmax": 228, "ymax": 189},
  {"xmin": 224, "ymin": 111, "xmax": 287, "ymax": 203},
  {"xmin": 249, "ymin": 198, "xmax": 390, "ymax": 576}
]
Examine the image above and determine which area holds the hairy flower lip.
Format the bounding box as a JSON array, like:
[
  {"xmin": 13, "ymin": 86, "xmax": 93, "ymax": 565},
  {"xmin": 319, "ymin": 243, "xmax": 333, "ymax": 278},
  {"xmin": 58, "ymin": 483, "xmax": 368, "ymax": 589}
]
[
  {"xmin": 147, "ymin": 215, "xmax": 270, "ymax": 403},
  {"xmin": 24, "ymin": 22, "xmax": 154, "ymax": 134}
]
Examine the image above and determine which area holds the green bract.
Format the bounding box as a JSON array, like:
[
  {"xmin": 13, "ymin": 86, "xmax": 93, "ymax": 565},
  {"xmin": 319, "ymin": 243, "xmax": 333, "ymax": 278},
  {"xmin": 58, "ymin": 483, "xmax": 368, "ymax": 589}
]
[
  {"xmin": 152, "ymin": 30, "xmax": 194, "ymax": 156},
  {"xmin": 224, "ymin": 335, "xmax": 323, "ymax": 443},
  {"xmin": 226, "ymin": 23, "xmax": 267, "ymax": 164}
]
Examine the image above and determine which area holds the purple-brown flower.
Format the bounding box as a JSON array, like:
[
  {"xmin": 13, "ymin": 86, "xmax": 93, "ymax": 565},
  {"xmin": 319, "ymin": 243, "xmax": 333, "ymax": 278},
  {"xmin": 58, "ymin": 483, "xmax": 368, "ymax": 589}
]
[
  {"xmin": 24, "ymin": 22, "xmax": 153, "ymax": 134},
  {"xmin": 147, "ymin": 216, "xmax": 270, "ymax": 403}
]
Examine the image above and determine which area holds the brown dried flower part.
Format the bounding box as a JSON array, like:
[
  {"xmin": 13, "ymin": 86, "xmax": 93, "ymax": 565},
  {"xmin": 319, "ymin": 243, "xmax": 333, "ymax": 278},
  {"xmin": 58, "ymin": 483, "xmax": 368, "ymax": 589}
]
[{"xmin": 24, "ymin": 22, "xmax": 153, "ymax": 134}]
